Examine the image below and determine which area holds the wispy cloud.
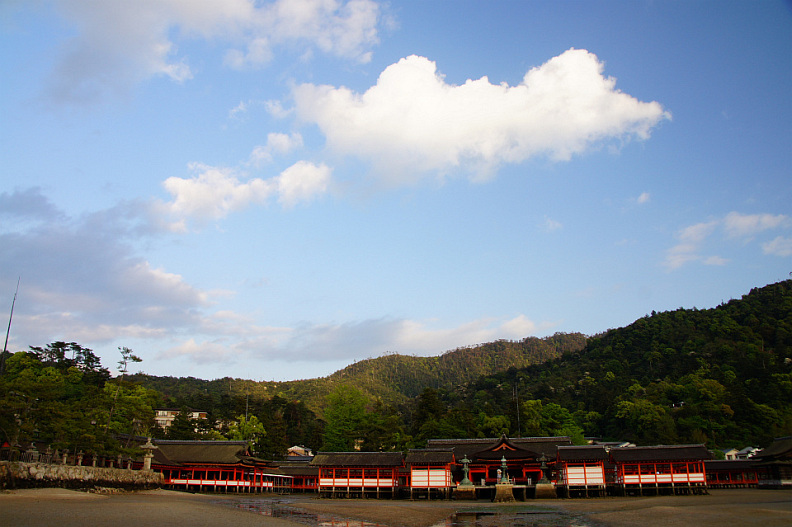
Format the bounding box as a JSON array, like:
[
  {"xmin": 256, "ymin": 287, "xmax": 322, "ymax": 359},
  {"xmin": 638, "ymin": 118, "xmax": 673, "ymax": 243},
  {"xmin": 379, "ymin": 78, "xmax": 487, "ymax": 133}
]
[
  {"xmin": 44, "ymin": 0, "xmax": 383, "ymax": 104},
  {"xmin": 763, "ymin": 236, "xmax": 792, "ymax": 257},
  {"xmin": 293, "ymin": 49, "xmax": 670, "ymax": 185},
  {"xmin": 722, "ymin": 211, "xmax": 789, "ymax": 239},
  {"xmin": 159, "ymin": 313, "xmax": 552, "ymax": 369},
  {"xmin": 664, "ymin": 212, "xmax": 791, "ymax": 270},
  {"xmin": 543, "ymin": 216, "xmax": 563, "ymax": 232}
]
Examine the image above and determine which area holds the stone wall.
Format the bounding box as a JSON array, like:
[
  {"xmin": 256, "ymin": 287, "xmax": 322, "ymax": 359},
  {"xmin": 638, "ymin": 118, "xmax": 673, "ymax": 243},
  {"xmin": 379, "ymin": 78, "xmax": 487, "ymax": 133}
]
[{"xmin": 0, "ymin": 461, "xmax": 163, "ymax": 490}]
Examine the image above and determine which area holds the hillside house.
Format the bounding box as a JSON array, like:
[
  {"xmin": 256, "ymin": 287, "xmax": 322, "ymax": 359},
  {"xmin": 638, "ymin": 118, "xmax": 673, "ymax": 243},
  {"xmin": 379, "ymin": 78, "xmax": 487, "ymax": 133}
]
[{"xmin": 153, "ymin": 408, "xmax": 208, "ymax": 430}]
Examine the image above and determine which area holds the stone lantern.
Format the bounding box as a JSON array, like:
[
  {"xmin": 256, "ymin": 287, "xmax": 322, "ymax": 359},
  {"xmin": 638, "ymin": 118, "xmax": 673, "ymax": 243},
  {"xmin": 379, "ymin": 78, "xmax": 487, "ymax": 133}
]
[
  {"xmin": 454, "ymin": 454, "xmax": 476, "ymax": 500},
  {"xmin": 493, "ymin": 455, "xmax": 515, "ymax": 503},
  {"xmin": 141, "ymin": 437, "xmax": 158, "ymax": 471},
  {"xmin": 499, "ymin": 455, "xmax": 510, "ymax": 484}
]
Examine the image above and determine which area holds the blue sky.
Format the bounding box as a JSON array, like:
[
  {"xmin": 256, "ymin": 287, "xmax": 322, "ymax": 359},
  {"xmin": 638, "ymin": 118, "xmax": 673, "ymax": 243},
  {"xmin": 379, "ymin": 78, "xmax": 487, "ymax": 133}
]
[{"xmin": 1, "ymin": 1, "xmax": 790, "ymax": 381}]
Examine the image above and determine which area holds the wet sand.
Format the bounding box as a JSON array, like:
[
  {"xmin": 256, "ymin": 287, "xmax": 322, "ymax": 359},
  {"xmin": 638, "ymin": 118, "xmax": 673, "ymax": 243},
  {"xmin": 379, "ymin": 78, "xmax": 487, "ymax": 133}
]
[
  {"xmin": 291, "ymin": 489, "xmax": 792, "ymax": 527},
  {"xmin": 553, "ymin": 489, "xmax": 792, "ymax": 527},
  {"xmin": 0, "ymin": 488, "xmax": 789, "ymax": 527},
  {"xmin": 0, "ymin": 488, "xmax": 298, "ymax": 527}
]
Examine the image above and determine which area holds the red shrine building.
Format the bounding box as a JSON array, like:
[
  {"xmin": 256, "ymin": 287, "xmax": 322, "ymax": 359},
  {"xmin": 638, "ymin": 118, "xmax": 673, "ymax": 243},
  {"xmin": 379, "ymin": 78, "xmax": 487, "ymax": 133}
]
[
  {"xmin": 310, "ymin": 451, "xmax": 403, "ymax": 498},
  {"xmin": 403, "ymin": 449, "xmax": 456, "ymax": 499},
  {"xmin": 134, "ymin": 435, "xmax": 726, "ymax": 499},
  {"xmin": 555, "ymin": 445, "xmax": 608, "ymax": 497},
  {"xmin": 426, "ymin": 436, "xmax": 567, "ymax": 485},
  {"xmin": 608, "ymin": 444, "xmax": 709, "ymax": 495},
  {"xmin": 147, "ymin": 440, "xmax": 292, "ymax": 493}
]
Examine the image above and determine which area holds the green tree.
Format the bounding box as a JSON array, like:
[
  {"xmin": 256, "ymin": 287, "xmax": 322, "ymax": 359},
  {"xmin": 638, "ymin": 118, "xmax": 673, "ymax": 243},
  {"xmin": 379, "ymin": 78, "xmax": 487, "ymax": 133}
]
[
  {"xmin": 166, "ymin": 407, "xmax": 199, "ymax": 440},
  {"xmin": 228, "ymin": 414, "xmax": 266, "ymax": 453},
  {"xmin": 107, "ymin": 347, "xmax": 142, "ymax": 428},
  {"xmin": 615, "ymin": 398, "xmax": 677, "ymax": 444},
  {"xmin": 321, "ymin": 385, "xmax": 368, "ymax": 451},
  {"xmin": 478, "ymin": 413, "xmax": 510, "ymax": 437}
]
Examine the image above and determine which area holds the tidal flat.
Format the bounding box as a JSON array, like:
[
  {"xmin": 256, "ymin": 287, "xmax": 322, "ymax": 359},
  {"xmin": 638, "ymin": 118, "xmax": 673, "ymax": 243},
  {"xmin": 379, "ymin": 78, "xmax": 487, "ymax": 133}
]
[{"xmin": 1, "ymin": 488, "xmax": 789, "ymax": 527}]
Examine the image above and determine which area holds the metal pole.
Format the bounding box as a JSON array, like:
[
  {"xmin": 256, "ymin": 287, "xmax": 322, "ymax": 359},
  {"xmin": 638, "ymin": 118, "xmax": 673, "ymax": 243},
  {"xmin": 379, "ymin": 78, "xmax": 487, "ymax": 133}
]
[{"xmin": 1, "ymin": 277, "xmax": 20, "ymax": 375}]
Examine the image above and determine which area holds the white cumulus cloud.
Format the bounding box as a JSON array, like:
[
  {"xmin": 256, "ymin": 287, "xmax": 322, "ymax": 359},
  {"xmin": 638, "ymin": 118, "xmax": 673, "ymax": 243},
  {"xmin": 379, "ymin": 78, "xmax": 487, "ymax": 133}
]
[
  {"xmin": 158, "ymin": 159, "xmax": 331, "ymax": 226},
  {"xmin": 293, "ymin": 49, "xmax": 670, "ymax": 184},
  {"xmin": 162, "ymin": 164, "xmax": 274, "ymax": 221},
  {"xmin": 276, "ymin": 160, "xmax": 332, "ymax": 207},
  {"xmin": 249, "ymin": 132, "xmax": 304, "ymax": 166}
]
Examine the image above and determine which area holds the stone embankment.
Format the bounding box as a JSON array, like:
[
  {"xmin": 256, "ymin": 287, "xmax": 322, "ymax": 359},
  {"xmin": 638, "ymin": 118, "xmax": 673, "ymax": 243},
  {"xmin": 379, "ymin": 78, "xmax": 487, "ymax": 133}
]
[{"xmin": 0, "ymin": 461, "xmax": 162, "ymax": 490}]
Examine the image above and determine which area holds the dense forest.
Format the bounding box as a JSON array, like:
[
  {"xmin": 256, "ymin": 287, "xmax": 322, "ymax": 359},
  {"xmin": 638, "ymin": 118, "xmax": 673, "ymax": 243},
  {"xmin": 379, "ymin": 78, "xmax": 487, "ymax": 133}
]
[
  {"xmin": 449, "ymin": 280, "xmax": 792, "ymax": 450},
  {"xmin": 2, "ymin": 280, "xmax": 790, "ymax": 459},
  {"xmin": 130, "ymin": 332, "xmax": 586, "ymax": 413}
]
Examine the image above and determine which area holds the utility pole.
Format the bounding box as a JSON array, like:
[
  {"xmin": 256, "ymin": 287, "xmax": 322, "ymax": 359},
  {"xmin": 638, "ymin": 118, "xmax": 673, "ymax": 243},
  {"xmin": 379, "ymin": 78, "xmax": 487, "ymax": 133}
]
[
  {"xmin": 0, "ymin": 277, "xmax": 20, "ymax": 376},
  {"xmin": 514, "ymin": 384, "xmax": 521, "ymax": 438}
]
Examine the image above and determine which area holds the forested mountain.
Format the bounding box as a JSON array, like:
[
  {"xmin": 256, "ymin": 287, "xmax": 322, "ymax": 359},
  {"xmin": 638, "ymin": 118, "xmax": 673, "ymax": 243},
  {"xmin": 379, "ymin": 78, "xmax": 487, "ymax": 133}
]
[
  {"xmin": 123, "ymin": 333, "xmax": 585, "ymax": 457},
  {"xmin": 130, "ymin": 332, "xmax": 586, "ymax": 415},
  {"xmin": 132, "ymin": 281, "xmax": 792, "ymax": 453},
  {"xmin": 4, "ymin": 281, "xmax": 789, "ymax": 459},
  {"xmin": 448, "ymin": 280, "xmax": 792, "ymax": 449}
]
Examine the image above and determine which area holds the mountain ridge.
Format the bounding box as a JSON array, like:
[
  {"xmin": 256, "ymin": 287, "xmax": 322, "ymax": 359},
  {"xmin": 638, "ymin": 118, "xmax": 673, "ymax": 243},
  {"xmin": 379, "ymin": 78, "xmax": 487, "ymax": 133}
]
[{"xmin": 132, "ymin": 332, "xmax": 587, "ymax": 415}]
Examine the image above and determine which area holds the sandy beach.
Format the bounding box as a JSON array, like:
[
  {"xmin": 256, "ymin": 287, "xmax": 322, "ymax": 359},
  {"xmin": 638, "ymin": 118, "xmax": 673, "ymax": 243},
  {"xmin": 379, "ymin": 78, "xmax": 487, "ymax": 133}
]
[{"xmin": 0, "ymin": 488, "xmax": 789, "ymax": 527}]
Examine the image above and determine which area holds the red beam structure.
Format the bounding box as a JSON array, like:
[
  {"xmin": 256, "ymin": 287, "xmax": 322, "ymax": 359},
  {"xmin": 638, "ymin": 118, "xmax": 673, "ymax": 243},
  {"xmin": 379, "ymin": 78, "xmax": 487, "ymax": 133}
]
[
  {"xmin": 311, "ymin": 452, "xmax": 403, "ymax": 499},
  {"xmin": 556, "ymin": 445, "xmax": 608, "ymax": 498},
  {"xmin": 149, "ymin": 440, "xmax": 291, "ymax": 493},
  {"xmin": 404, "ymin": 449, "xmax": 456, "ymax": 500},
  {"xmin": 116, "ymin": 436, "xmax": 717, "ymax": 499},
  {"xmin": 704, "ymin": 460, "xmax": 760, "ymax": 488},
  {"xmin": 426, "ymin": 435, "xmax": 572, "ymax": 500},
  {"xmin": 609, "ymin": 445, "xmax": 709, "ymax": 496}
]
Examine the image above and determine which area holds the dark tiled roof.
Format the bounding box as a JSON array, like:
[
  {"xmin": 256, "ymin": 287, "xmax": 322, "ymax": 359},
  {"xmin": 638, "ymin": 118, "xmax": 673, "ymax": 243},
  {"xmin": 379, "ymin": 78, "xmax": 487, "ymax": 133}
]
[
  {"xmin": 427, "ymin": 436, "xmax": 570, "ymax": 460},
  {"xmin": 153, "ymin": 440, "xmax": 251, "ymax": 465},
  {"xmin": 557, "ymin": 445, "xmax": 608, "ymax": 462},
  {"xmin": 405, "ymin": 449, "xmax": 455, "ymax": 465},
  {"xmin": 283, "ymin": 455, "xmax": 314, "ymax": 462},
  {"xmin": 752, "ymin": 436, "xmax": 792, "ymax": 461},
  {"xmin": 311, "ymin": 452, "xmax": 404, "ymax": 467},
  {"xmin": 277, "ymin": 464, "xmax": 319, "ymax": 476},
  {"xmin": 609, "ymin": 445, "xmax": 711, "ymax": 463},
  {"xmin": 705, "ymin": 459, "xmax": 759, "ymax": 471}
]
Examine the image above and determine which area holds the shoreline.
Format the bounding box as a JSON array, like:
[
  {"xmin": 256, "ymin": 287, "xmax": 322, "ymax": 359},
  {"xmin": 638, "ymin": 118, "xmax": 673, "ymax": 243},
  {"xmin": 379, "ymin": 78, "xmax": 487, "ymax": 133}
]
[{"xmin": 0, "ymin": 488, "xmax": 789, "ymax": 527}]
